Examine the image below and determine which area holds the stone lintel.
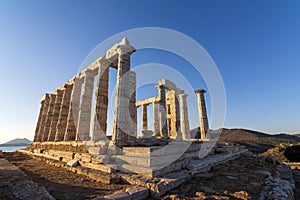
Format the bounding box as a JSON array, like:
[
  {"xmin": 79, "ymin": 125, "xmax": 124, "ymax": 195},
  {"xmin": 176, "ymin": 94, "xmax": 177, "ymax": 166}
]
[
  {"xmin": 136, "ymin": 97, "xmax": 158, "ymax": 107},
  {"xmin": 158, "ymin": 79, "xmax": 184, "ymax": 94}
]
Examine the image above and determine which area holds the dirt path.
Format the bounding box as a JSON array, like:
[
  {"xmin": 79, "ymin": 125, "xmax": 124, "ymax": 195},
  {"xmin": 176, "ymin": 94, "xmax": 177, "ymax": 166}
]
[{"xmin": 2, "ymin": 152, "xmax": 128, "ymax": 200}]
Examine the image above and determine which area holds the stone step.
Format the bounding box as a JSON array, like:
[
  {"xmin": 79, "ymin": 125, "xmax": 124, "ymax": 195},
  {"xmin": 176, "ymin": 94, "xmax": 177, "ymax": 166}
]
[
  {"xmin": 112, "ymin": 150, "xmax": 200, "ymax": 168},
  {"xmin": 118, "ymin": 159, "xmax": 184, "ymax": 177}
]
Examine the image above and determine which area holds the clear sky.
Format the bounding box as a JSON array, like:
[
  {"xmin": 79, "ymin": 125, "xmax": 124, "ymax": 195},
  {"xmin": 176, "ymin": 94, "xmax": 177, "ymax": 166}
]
[{"xmin": 0, "ymin": 0, "xmax": 299, "ymax": 143}]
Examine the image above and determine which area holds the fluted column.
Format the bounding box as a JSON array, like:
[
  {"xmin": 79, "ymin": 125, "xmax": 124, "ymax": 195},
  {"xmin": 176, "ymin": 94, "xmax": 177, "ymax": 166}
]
[
  {"xmin": 34, "ymin": 99, "xmax": 45, "ymax": 142},
  {"xmin": 153, "ymin": 102, "xmax": 159, "ymax": 136},
  {"xmin": 41, "ymin": 93, "xmax": 57, "ymax": 142},
  {"xmin": 156, "ymin": 84, "xmax": 168, "ymax": 138},
  {"xmin": 55, "ymin": 84, "xmax": 73, "ymax": 141},
  {"xmin": 92, "ymin": 60, "xmax": 109, "ymax": 141},
  {"xmin": 142, "ymin": 104, "xmax": 148, "ymax": 131},
  {"xmin": 179, "ymin": 94, "xmax": 190, "ymax": 140},
  {"xmin": 64, "ymin": 76, "xmax": 83, "ymax": 141},
  {"xmin": 48, "ymin": 89, "xmax": 63, "ymax": 141},
  {"xmin": 112, "ymin": 47, "xmax": 136, "ymax": 146},
  {"xmin": 35, "ymin": 94, "xmax": 50, "ymax": 142},
  {"xmin": 195, "ymin": 89, "xmax": 209, "ymax": 140},
  {"xmin": 77, "ymin": 69, "xmax": 94, "ymax": 141}
]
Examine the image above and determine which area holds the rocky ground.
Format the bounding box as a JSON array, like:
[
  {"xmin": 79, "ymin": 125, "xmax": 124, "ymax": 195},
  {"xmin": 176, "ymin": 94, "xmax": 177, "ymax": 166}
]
[
  {"xmin": 1, "ymin": 151, "xmax": 299, "ymax": 200},
  {"xmin": 293, "ymin": 170, "xmax": 300, "ymax": 199},
  {"xmin": 1, "ymin": 152, "xmax": 128, "ymax": 200},
  {"xmin": 162, "ymin": 154, "xmax": 278, "ymax": 200}
]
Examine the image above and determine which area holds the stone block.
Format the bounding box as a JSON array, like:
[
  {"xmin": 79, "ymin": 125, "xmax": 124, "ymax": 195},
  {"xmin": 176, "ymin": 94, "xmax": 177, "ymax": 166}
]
[
  {"xmin": 126, "ymin": 186, "xmax": 149, "ymax": 200},
  {"xmin": 66, "ymin": 160, "xmax": 79, "ymax": 167},
  {"xmin": 81, "ymin": 153, "xmax": 92, "ymax": 163},
  {"xmin": 80, "ymin": 162, "xmax": 115, "ymax": 174},
  {"xmin": 92, "ymin": 155, "xmax": 110, "ymax": 164},
  {"xmin": 74, "ymin": 153, "xmax": 82, "ymax": 160}
]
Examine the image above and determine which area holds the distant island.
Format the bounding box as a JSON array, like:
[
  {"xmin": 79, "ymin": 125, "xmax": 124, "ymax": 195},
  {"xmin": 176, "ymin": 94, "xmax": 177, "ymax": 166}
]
[{"xmin": 0, "ymin": 138, "xmax": 31, "ymax": 147}]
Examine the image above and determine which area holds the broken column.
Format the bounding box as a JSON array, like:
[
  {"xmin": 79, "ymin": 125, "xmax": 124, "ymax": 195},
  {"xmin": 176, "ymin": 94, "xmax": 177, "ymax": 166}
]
[
  {"xmin": 142, "ymin": 104, "xmax": 148, "ymax": 131},
  {"xmin": 77, "ymin": 69, "xmax": 94, "ymax": 141},
  {"xmin": 156, "ymin": 84, "xmax": 168, "ymax": 138},
  {"xmin": 64, "ymin": 76, "xmax": 83, "ymax": 141},
  {"xmin": 195, "ymin": 89, "xmax": 209, "ymax": 140},
  {"xmin": 92, "ymin": 59, "xmax": 109, "ymax": 141},
  {"xmin": 112, "ymin": 42, "xmax": 136, "ymax": 146},
  {"xmin": 179, "ymin": 93, "xmax": 190, "ymax": 140},
  {"xmin": 55, "ymin": 84, "xmax": 73, "ymax": 141}
]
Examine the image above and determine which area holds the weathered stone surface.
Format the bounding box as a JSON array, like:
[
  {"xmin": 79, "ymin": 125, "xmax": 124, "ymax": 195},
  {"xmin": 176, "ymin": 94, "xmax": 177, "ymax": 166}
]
[
  {"xmin": 259, "ymin": 163, "xmax": 295, "ymax": 200},
  {"xmin": 0, "ymin": 158, "xmax": 55, "ymax": 200},
  {"xmin": 36, "ymin": 94, "xmax": 50, "ymax": 142},
  {"xmin": 179, "ymin": 93, "xmax": 190, "ymax": 140},
  {"xmin": 112, "ymin": 52, "xmax": 137, "ymax": 146},
  {"xmin": 66, "ymin": 159, "xmax": 79, "ymax": 167},
  {"xmin": 77, "ymin": 69, "xmax": 94, "ymax": 141},
  {"xmin": 41, "ymin": 93, "xmax": 57, "ymax": 142},
  {"xmin": 65, "ymin": 76, "xmax": 82, "ymax": 141},
  {"xmin": 56, "ymin": 84, "xmax": 73, "ymax": 142},
  {"xmin": 195, "ymin": 89, "xmax": 209, "ymax": 139},
  {"xmin": 48, "ymin": 89, "xmax": 63, "ymax": 141}
]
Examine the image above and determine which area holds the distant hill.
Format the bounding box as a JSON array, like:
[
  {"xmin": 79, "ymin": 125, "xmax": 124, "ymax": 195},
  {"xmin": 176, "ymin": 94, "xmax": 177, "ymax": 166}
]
[
  {"xmin": 0, "ymin": 138, "xmax": 31, "ymax": 147},
  {"xmin": 191, "ymin": 128, "xmax": 300, "ymax": 153}
]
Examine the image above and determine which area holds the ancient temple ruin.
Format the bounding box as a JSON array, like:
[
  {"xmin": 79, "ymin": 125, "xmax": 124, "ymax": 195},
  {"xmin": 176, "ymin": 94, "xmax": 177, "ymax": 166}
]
[
  {"xmin": 33, "ymin": 38, "xmax": 210, "ymax": 145},
  {"xmin": 27, "ymin": 38, "xmax": 246, "ymax": 198}
]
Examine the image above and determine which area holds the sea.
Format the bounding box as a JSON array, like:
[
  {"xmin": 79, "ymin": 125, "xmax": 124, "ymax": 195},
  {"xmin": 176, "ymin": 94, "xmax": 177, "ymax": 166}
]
[{"xmin": 0, "ymin": 146, "xmax": 28, "ymax": 152}]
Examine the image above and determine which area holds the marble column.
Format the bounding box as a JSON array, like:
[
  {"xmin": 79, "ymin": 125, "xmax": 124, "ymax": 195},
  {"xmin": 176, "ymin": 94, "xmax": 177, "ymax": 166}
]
[
  {"xmin": 55, "ymin": 84, "xmax": 73, "ymax": 141},
  {"xmin": 35, "ymin": 94, "xmax": 50, "ymax": 142},
  {"xmin": 64, "ymin": 76, "xmax": 83, "ymax": 141},
  {"xmin": 153, "ymin": 102, "xmax": 159, "ymax": 136},
  {"xmin": 48, "ymin": 89, "xmax": 63, "ymax": 141},
  {"xmin": 77, "ymin": 69, "xmax": 94, "ymax": 141},
  {"xmin": 166, "ymin": 90, "xmax": 180, "ymax": 139},
  {"xmin": 179, "ymin": 93, "xmax": 190, "ymax": 140},
  {"xmin": 92, "ymin": 60, "xmax": 109, "ymax": 141},
  {"xmin": 41, "ymin": 93, "xmax": 57, "ymax": 142},
  {"xmin": 156, "ymin": 84, "xmax": 168, "ymax": 138},
  {"xmin": 195, "ymin": 89, "xmax": 209, "ymax": 140},
  {"xmin": 34, "ymin": 98, "xmax": 45, "ymax": 142},
  {"xmin": 112, "ymin": 48, "xmax": 136, "ymax": 146},
  {"xmin": 142, "ymin": 104, "xmax": 148, "ymax": 131}
]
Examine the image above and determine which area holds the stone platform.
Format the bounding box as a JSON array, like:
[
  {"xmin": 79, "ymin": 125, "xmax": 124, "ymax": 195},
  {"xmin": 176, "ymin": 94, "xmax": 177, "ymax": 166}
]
[{"xmin": 24, "ymin": 141, "xmax": 248, "ymax": 198}]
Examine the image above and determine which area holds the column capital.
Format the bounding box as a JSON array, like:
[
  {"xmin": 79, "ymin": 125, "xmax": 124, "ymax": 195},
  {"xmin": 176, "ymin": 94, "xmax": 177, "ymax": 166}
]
[
  {"xmin": 116, "ymin": 38, "xmax": 136, "ymax": 55},
  {"xmin": 63, "ymin": 83, "xmax": 72, "ymax": 89},
  {"xmin": 179, "ymin": 93, "xmax": 188, "ymax": 98},
  {"xmin": 49, "ymin": 93, "xmax": 57, "ymax": 98},
  {"xmin": 194, "ymin": 89, "xmax": 206, "ymax": 94},
  {"xmin": 97, "ymin": 57, "xmax": 111, "ymax": 67},
  {"xmin": 155, "ymin": 84, "xmax": 166, "ymax": 89},
  {"xmin": 82, "ymin": 68, "xmax": 93, "ymax": 77},
  {"xmin": 41, "ymin": 93, "xmax": 50, "ymax": 103}
]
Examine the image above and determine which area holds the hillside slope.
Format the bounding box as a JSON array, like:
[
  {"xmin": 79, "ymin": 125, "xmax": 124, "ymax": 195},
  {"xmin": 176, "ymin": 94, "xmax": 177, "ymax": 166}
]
[
  {"xmin": 191, "ymin": 128, "xmax": 300, "ymax": 153},
  {"xmin": 0, "ymin": 138, "xmax": 31, "ymax": 146}
]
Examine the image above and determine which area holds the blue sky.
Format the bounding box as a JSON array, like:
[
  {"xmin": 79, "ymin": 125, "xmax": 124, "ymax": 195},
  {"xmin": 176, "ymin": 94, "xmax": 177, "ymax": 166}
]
[{"xmin": 0, "ymin": 0, "xmax": 299, "ymax": 143}]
